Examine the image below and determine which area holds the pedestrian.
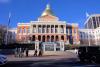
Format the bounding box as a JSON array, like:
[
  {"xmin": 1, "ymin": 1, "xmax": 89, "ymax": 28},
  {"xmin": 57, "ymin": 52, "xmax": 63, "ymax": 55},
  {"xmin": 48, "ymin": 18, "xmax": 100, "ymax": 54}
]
[
  {"xmin": 38, "ymin": 49, "xmax": 43, "ymax": 56},
  {"xmin": 34, "ymin": 50, "xmax": 37, "ymax": 56},
  {"xmin": 26, "ymin": 48, "xmax": 29, "ymax": 57},
  {"xmin": 19, "ymin": 47, "xmax": 22, "ymax": 58},
  {"xmin": 17, "ymin": 48, "xmax": 20, "ymax": 58},
  {"xmin": 14, "ymin": 48, "xmax": 18, "ymax": 57},
  {"xmin": 22, "ymin": 48, "xmax": 25, "ymax": 57}
]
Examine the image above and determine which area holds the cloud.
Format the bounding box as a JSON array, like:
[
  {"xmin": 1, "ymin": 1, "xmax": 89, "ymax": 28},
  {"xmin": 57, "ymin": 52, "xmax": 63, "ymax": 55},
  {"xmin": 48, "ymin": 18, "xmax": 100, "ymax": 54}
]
[{"xmin": 0, "ymin": 0, "xmax": 10, "ymax": 3}]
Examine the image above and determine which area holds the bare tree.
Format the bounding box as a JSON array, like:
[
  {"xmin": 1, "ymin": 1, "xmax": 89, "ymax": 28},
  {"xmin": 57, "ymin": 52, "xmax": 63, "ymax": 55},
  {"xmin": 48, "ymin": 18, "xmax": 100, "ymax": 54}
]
[{"xmin": 0, "ymin": 24, "xmax": 7, "ymax": 45}]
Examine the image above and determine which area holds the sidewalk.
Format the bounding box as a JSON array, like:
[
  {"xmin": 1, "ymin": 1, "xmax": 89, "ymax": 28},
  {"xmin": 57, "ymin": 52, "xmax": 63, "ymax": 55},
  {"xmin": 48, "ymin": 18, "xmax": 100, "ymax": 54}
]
[{"xmin": 7, "ymin": 51, "xmax": 78, "ymax": 62}]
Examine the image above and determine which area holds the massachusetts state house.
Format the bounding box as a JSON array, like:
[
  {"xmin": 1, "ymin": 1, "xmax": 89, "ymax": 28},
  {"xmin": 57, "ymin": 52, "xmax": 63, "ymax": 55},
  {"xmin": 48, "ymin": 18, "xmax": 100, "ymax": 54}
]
[{"xmin": 16, "ymin": 4, "xmax": 80, "ymax": 51}]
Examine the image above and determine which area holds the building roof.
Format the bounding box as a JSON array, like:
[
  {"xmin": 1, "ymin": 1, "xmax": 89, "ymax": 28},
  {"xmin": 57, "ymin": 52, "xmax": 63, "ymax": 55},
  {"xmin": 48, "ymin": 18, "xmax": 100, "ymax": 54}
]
[{"xmin": 84, "ymin": 14, "xmax": 100, "ymax": 25}]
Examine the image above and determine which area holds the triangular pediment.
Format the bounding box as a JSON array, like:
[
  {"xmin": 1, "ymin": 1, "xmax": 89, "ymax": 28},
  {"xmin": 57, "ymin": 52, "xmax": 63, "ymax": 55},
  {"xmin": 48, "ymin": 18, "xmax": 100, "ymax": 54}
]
[{"xmin": 38, "ymin": 15, "xmax": 58, "ymax": 21}]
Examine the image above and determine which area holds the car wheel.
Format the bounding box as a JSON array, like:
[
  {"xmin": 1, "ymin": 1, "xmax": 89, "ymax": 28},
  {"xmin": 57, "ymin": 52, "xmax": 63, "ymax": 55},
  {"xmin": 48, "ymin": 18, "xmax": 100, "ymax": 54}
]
[{"xmin": 90, "ymin": 56, "xmax": 96, "ymax": 64}]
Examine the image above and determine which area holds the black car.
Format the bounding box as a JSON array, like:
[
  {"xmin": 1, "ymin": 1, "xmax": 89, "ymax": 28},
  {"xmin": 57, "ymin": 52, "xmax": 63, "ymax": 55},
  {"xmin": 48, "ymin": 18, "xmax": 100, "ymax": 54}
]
[{"xmin": 78, "ymin": 46, "xmax": 100, "ymax": 63}]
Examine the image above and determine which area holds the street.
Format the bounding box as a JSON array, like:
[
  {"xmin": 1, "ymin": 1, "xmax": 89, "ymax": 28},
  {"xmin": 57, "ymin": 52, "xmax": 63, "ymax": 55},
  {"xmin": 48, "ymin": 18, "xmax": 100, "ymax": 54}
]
[{"xmin": 1, "ymin": 51, "xmax": 100, "ymax": 67}]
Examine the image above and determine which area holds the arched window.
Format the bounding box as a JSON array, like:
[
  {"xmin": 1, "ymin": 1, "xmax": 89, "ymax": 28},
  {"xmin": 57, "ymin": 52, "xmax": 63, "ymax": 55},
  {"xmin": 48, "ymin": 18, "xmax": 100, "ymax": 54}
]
[
  {"xmin": 47, "ymin": 36, "xmax": 50, "ymax": 42},
  {"xmin": 51, "ymin": 36, "xmax": 54, "ymax": 42},
  {"xmin": 61, "ymin": 36, "xmax": 64, "ymax": 40},
  {"xmin": 55, "ymin": 35, "xmax": 59, "ymax": 41},
  {"xmin": 32, "ymin": 35, "xmax": 35, "ymax": 41},
  {"xmin": 38, "ymin": 35, "xmax": 41, "ymax": 41}
]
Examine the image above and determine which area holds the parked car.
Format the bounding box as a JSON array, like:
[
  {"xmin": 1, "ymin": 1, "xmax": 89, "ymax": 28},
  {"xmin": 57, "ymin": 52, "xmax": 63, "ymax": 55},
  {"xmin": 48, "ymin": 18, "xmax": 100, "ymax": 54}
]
[
  {"xmin": 0, "ymin": 54, "xmax": 7, "ymax": 65},
  {"xmin": 78, "ymin": 46, "xmax": 100, "ymax": 63}
]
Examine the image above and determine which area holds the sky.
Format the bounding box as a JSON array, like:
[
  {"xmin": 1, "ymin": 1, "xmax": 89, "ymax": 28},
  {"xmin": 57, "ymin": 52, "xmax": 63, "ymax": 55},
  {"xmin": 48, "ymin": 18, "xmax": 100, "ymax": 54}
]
[{"xmin": 0, "ymin": 0, "xmax": 100, "ymax": 28}]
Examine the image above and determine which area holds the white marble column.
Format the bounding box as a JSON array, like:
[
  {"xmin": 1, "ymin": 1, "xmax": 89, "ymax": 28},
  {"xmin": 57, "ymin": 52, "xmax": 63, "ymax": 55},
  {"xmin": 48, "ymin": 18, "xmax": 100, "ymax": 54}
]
[
  {"xmin": 92, "ymin": 18, "xmax": 94, "ymax": 29},
  {"xmin": 53, "ymin": 25, "xmax": 55, "ymax": 33},
  {"xmin": 50, "ymin": 25, "xmax": 51, "ymax": 33},
  {"xmin": 60, "ymin": 41, "xmax": 64, "ymax": 51},
  {"xmin": 35, "ymin": 40, "xmax": 39, "ymax": 51},
  {"xmin": 50, "ymin": 35, "xmax": 51, "ymax": 42},
  {"xmin": 64, "ymin": 25, "xmax": 66, "ymax": 34},
  {"xmin": 43, "ymin": 43, "xmax": 45, "ymax": 51},
  {"xmin": 54, "ymin": 43, "xmax": 56, "ymax": 51},
  {"xmin": 36, "ymin": 25, "xmax": 38, "ymax": 33},
  {"xmin": 30, "ymin": 25, "xmax": 33, "ymax": 34},
  {"xmin": 45, "ymin": 25, "xmax": 47, "ymax": 33},
  {"xmin": 41, "ymin": 25, "xmax": 43, "ymax": 33},
  {"xmin": 58, "ymin": 25, "xmax": 60, "ymax": 33}
]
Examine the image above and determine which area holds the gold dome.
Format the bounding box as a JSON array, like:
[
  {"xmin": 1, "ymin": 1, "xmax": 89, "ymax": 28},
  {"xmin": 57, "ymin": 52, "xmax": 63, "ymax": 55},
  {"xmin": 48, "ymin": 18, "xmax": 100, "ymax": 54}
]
[{"xmin": 41, "ymin": 4, "xmax": 54, "ymax": 16}]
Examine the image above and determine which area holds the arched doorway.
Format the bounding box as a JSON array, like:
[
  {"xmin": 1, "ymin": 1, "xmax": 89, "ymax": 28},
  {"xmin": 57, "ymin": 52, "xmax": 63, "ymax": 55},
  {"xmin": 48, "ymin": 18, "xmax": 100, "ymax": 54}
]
[
  {"xmin": 38, "ymin": 35, "xmax": 41, "ymax": 41},
  {"xmin": 61, "ymin": 35, "xmax": 64, "ymax": 41},
  {"xmin": 55, "ymin": 35, "xmax": 59, "ymax": 41},
  {"xmin": 42, "ymin": 35, "xmax": 45, "ymax": 42},
  {"xmin": 47, "ymin": 35, "xmax": 50, "ymax": 42},
  {"xmin": 32, "ymin": 35, "xmax": 35, "ymax": 41},
  {"xmin": 51, "ymin": 35, "xmax": 54, "ymax": 42}
]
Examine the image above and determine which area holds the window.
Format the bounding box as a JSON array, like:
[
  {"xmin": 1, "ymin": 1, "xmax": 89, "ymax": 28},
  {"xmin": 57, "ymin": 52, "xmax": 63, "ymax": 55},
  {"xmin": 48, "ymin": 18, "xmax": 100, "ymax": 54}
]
[
  {"xmin": 19, "ymin": 28, "xmax": 22, "ymax": 33},
  {"xmin": 81, "ymin": 34, "xmax": 82, "ymax": 38},
  {"xmin": 44, "ymin": 43, "xmax": 54, "ymax": 51},
  {"xmin": 74, "ymin": 29, "xmax": 76, "ymax": 33},
  {"xmin": 60, "ymin": 25, "xmax": 64, "ymax": 33},
  {"xmin": 33, "ymin": 27, "xmax": 36, "ymax": 33},
  {"xmin": 27, "ymin": 28, "xmax": 30, "ymax": 33},
  {"xmin": 51, "ymin": 28, "xmax": 53, "ymax": 33},
  {"xmin": 69, "ymin": 29, "xmax": 72, "ymax": 34},
  {"xmin": 92, "ymin": 17, "xmax": 96, "ymax": 28},
  {"xmin": 55, "ymin": 28, "xmax": 58, "ymax": 33},
  {"xmin": 47, "ymin": 28, "xmax": 49, "ymax": 33},
  {"xmin": 23, "ymin": 28, "xmax": 26, "ymax": 33},
  {"xmin": 66, "ymin": 29, "xmax": 68, "ymax": 34},
  {"xmin": 38, "ymin": 27, "xmax": 41, "ymax": 33},
  {"xmin": 80, "ymin": 32, "xmax": 82, "ymax": 38},
  {"xmin": 42, "ymin": 27, "xmax": 45, "ymax": 33}
]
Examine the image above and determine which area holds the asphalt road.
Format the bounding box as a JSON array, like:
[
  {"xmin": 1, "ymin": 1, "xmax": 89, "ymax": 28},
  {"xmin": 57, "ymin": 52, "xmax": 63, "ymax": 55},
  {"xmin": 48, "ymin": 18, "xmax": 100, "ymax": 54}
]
[{"xmin": 4, "ymin": 58, "xmax": 100, "ymax": 67}]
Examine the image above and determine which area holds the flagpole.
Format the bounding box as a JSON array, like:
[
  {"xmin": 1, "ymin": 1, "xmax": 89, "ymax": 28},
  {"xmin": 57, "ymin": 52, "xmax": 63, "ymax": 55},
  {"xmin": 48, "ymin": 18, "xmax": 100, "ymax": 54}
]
[
  {"xmin": 86, "ymin": 12, "xmax": 90, "ymax": 46},
  {"xmin": 6, "ymin": 12, "xmax": 11, "ymax": 45}
]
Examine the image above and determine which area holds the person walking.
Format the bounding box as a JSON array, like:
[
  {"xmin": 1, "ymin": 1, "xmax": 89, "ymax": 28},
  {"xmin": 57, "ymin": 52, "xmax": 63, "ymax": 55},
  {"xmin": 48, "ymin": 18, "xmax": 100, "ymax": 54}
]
[
  {"xmin": 38, "ymin": 49, "xmax": 43, "ymax": 56},
  {"xmin": 17, "ymin": 48, "xmax": 20, "ymax": 58},
  {"xmin": 14, "ymin": 48, "xmax": 18, "ymax": 57},
  {"xmin": 34, "ymin": 50, "xmax": 37, "ymax": 56},
  {"xmin": 19, "ymin": 47, "xmax": 22, "ymax": 58},
  {"xmin": 26, "ymin": 48, "xmax": 29, "ymax": 57}
]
